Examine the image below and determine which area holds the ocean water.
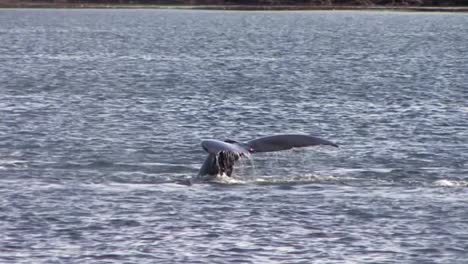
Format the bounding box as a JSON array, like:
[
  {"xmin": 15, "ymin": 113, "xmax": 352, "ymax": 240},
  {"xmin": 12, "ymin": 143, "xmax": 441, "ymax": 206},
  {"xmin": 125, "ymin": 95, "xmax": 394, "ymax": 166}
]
[{"xmin": 0, "ymin": 9, "xmax": 467, "ymax": 263}]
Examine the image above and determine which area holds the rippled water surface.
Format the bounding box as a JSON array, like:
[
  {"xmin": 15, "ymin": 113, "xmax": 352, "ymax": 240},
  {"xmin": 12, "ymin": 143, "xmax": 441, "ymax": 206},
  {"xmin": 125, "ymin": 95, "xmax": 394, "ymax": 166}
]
[{"xmin": 1, "ymin": 9, "xmax": 468, "ymax": 263}]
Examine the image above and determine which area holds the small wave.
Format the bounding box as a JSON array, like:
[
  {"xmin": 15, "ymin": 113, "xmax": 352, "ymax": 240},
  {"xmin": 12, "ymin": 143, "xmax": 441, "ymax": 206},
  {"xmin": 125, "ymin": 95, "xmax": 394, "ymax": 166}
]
[
  {"xmin": 0, "ymin": 159, "xmax": 27, "ymax": 165},
  {"xmin": 432, "ymin": 179, "xmax": 468, "ymax": 187},
  {"xmin": 83, "ymin": 182, "xmax": 177, "ymax": 192},
  {"xmin": 0, "ymin": 159, "xmax": 28, "ymax": 169},
  {"xmin": 87, "ymin": 160, "xmax": 115, "ymax": 168}
]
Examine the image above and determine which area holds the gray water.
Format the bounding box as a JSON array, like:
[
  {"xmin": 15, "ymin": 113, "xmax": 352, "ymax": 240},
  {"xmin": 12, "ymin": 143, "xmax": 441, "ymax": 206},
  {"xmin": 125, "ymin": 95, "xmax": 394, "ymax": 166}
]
[{"xmin": 1, "ymin": 9, "xmax": 468, "ymax": 263}]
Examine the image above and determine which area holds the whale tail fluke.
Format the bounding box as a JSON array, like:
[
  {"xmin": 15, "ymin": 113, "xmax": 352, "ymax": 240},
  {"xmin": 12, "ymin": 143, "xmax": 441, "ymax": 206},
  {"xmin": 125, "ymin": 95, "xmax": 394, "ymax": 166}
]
[{"xmin": 197, "ymin": 134, "xmax": 338, "ymax": 178}]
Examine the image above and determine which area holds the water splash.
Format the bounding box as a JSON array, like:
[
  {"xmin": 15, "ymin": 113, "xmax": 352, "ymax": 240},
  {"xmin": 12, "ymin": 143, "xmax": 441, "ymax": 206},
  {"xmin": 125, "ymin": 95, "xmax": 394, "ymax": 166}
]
[{"xmin": 209, "ymin": 173, "xmax": 247, "ymax": 185}]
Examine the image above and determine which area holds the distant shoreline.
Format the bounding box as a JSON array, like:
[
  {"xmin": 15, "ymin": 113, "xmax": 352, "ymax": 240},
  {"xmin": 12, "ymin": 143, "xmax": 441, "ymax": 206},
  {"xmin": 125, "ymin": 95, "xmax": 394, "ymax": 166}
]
[{"xmin": 1, "ymin": 3, "xmax": 468, "ymax": 12}]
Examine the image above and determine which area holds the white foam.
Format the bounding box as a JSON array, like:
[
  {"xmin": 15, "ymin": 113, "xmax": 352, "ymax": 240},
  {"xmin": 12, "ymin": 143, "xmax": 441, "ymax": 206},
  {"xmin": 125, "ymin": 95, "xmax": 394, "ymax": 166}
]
[
  {"xmin": 209, "ymin": 174, "xmax": 247, "ymax": 184},
  {"xmin": 251, "ymin": 173, "xmax": 354, "ymax": 185},
  {"xmin": 325, "ymin": 167, "xmax": 394, "ymax": 175},
  {"xmin": 432, "ymin": 179, "xmax": 468, "ymax": 187}
]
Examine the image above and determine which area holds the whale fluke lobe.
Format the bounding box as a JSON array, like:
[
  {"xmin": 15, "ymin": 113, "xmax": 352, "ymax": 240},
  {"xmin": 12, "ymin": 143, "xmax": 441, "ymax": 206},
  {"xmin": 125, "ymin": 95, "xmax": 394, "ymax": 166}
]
[
  {"xmin": 247, "ymin": 134, "xmax": 338, "ymax": 153},
  {"xmin": 197, "ymin": 134, "xmax": 338, "ymax": 179},
  {"xmin": 201, "ymin": 139, "xmax": 250, "ymax": 155}
]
